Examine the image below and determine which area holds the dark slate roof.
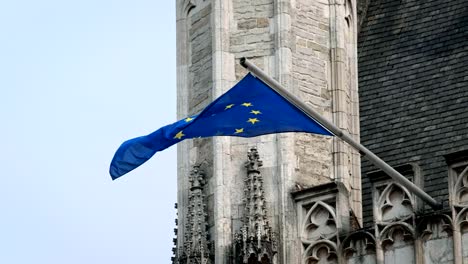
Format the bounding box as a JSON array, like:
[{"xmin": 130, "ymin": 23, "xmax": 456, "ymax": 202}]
[{"xmin": 358, "ymin": 0, "xmax": 468, "ymax": 227}]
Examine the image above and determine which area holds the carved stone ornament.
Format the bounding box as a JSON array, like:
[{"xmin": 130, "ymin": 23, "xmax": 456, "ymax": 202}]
[
  {"xmin": 417, "ymin": 214, "xmax": 453, "ymax": 241},
  {"xmin": 380, "ymin": 223, "xmax": 415, "ymax": 250},
  {"xmin": 340, "ymin": 231, "xmax": 376, "ymax": 260},
  {"xmin": 416, "ymin": 214, "xmax": 454, "ymax": 264},
  {"xmin": 301, "ymin": 201, "xmax": 337, "ymax": 243},
  {"xmin": 179, "ymin": 165, "xmax": 212, "ymax": 264},
  {"xmin": 180, "ymin": 0, "xmax": 196, "ymax": 16},
  {"xmin": 455, "ymin": 207, "xmax": 468, "ymax": 232},
  {"xmin": 300, "ymin": 201, "xmax": 338, "ymax": 264},
  {"xmin": 303, "ymin": 241, "xmax": 338, "ymax": 264},
  {"xmin": 377, "ymin": 183, "xmax": 414, "ymax": 223},
  {"xmin": 236, "ymin": 148, "xmax": 277, "ymax": 264}
]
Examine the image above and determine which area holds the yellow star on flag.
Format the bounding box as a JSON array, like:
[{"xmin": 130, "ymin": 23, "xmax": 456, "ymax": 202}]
[
  {"xmin": 184, "ymin": 117, "xmax": 194, "ymax": 122},
  {"xmin": 225, "ymin": 104, "xmax": 235, "ymax": 110},
  {"xmin": 174, "ymin": 131, "xmax": 185, "ymax": 140},
  {"xmin": 241, "ymin": 102, "xmax": 253, "ymax": 107},
  {"xmin": 247, "ymin": 118, "xmax": 260, "ymax": 124},
  {"xmin": 250, "ymin": 110, "xmax": 261, "ymax": 115},
  {"xmin": 235, "ymin": 128, "xmax": 244, "ymax": 134}
]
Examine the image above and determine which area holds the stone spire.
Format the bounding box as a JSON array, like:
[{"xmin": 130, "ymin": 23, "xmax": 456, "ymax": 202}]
[
  {"xmin": 179, "ymin": 165, "xmax": 212, "ymax": 264},
  {"xmin": 236, "ymin": 148, "xmax": 277, "ymax": 263},
  {"xmin": 171, "ymin": 203, "xmax": 178, "ymax": 264}
]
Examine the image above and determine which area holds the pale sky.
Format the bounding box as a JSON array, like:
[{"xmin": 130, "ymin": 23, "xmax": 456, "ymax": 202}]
[{"xmin": 0, "ymin": 1, "xmax": 177, "ymax": 263}]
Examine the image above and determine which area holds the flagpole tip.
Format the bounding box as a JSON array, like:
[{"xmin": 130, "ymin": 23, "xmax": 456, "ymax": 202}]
[{"xmin": 240, "ymin": 57, "xmax": 248, "ymax": 69}]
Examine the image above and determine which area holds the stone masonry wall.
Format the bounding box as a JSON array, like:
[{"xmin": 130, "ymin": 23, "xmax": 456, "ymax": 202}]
[
  {"xmin": 292, "ymin": 0, "xmax": 334, "ymax": 187},
  {"xmin": 188, "ymin": 4, "xmax": 212, "ymax": 115},
  {"xmin": 231, "ymin": 0, "xmax": 275, "ymax": 79}
]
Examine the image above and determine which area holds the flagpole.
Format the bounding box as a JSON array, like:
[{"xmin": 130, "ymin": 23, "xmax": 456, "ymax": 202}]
[{"xmin": 240, "ymin": 57, "xmax": 442, "ymax": 210}]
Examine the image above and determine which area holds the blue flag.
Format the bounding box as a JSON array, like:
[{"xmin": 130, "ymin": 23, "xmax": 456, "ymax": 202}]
[{"xmin": 110, "ymin": 73, "xmax": 332, "ymax": 179}]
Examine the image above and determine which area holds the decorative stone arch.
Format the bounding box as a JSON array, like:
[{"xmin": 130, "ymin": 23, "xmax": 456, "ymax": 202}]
[
  {"xmin": 294, "ymin": 183, "xmax": 350, "ymax": 264},
  {"xmin": 303, "ymin": 240, "xmax": 338, "ymax": 264},
  {"xmin": 344, "ymin": 0, "xmax": 354, "ymax": 28},
  {"xmin": 178, "ymin": 0, "xmax": 196, "ymax": 18},
  {"xmin": 339, "ymin": 231, "xmax": 376, "ymax": 262},
  {"xmin": 455, "ymin": 207, "xmax": 468, "ymax": 231},
  {"xmin": 379, "ymin": 222, "xmax": 415, "ymax": 250},
  {"xmin": 445, "ymin": 153, "xmax": 468, "ymax": 263},
  {"xmin": 416, "ymin": 214, "xmax": 454, "ymax": 264},
  {"xmin": 452, "ymin": 165, "xmax": 468, "ymax": 206},
  {"xmin": 301, "ymin": 201, "xmax": 338, "ymax": 243},
  {"xmin": 416, "ymin": 214, "xmax": 453, "ymax": 240},
  {"xmin": 376, "ymin": 183, "xmax": 414, "ymax": 224}
]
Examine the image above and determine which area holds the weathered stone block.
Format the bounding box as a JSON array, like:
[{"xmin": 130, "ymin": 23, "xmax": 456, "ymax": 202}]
[
  {"xmin": 238, "ymin": 19, "xmax": 257, "ymax": 30},
  {"xmin": 307, "ymin": 41, "xmax": 328, "ymax": 53},
  {"xmin": 230, "ymin": 35, "xmax": 245, "ymax": 46},
  {"xmin": 256, "ymin": 17, "xmax": 269, "ymax": 28}
]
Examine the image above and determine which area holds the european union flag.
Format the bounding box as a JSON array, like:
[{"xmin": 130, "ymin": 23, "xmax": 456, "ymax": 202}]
[{"xmin": 110, "ymin": 73, "xmax": 332, "ymax": 179}]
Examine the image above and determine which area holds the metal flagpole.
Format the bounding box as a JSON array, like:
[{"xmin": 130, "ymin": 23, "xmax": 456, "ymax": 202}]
[{"xmin": 240, "ymin": 57, "xmax": 442, "ymax": 209}]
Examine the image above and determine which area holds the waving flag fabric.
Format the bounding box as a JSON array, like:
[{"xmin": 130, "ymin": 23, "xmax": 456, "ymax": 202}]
[{"xmin": 110, "ymin": 73, "xmax": 332, "ymax": 179}]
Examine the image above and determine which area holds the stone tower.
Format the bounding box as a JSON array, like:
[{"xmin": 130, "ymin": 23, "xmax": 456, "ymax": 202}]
[{"xmin": 175, "ymin": 0, "xmax": 360, "ymax": 263}]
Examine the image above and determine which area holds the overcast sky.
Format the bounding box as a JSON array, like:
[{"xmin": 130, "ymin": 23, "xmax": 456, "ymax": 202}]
[{"xmin": 0, "ymin": 1, "xmax": 177, "ymax": 263}]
